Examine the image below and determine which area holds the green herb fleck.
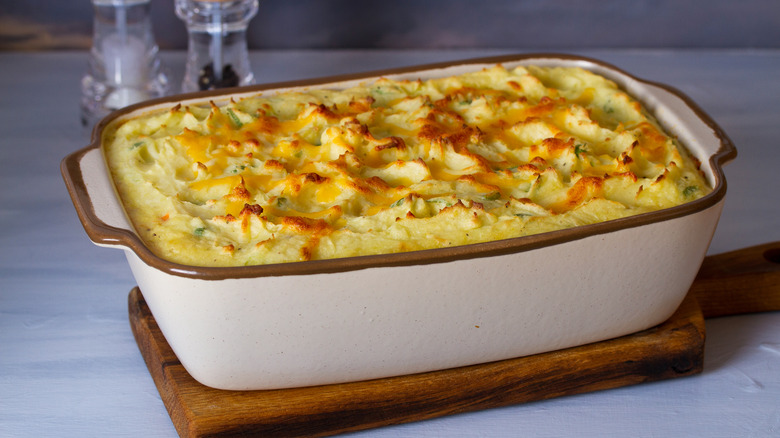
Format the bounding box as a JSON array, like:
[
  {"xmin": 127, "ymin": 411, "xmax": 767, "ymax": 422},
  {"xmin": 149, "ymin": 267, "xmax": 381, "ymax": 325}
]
[
  {"xmin": 574, "ymin": 144, "xmax": 587, "ymax": 158},
  {"xmin": 682, "ymin": 185, "xmax": 698, "ymax": 198},
  {"xmin": 277, "ymin": 197, "xmax": 287, "ymax": 207},
  {"xmin": 427, "ymin": 198, "xmax": 452, "ymax": 207},
  {"xmin": 131, "ymin": 141, "xmax": 144, "ymax": 149},
  {"xmin": 390, "ymin": 197, "xmax": 405, "ymax": 208},
  {"xmin": 226, "ymin": 108, "xmax": 243, "ymax": 128},
  {"xmin": 483, "ymin": 192, "xmax": 501, "ymax": 201},
  {"xmin": 193, "ymin": 227, "xmax": 205, "ymax": 237}
]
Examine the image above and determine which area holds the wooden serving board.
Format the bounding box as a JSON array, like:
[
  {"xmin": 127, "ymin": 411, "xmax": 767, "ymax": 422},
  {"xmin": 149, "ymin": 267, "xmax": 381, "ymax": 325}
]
[{"xmin": 128, "ymin": 242, "xmax": 780, "ymax": 438}]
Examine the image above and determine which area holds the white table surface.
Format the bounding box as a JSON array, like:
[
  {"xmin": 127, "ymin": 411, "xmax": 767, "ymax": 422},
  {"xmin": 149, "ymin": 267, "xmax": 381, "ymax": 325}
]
[{"xmin": 1, "ymin": 49, "xmax": 779, "ymax": 437}]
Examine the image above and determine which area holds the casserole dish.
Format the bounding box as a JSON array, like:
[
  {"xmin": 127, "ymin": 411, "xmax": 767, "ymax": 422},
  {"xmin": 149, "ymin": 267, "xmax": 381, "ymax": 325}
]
[{"xmin": 62, "ymin": 53, "xmax": 736, "ymax": 390}]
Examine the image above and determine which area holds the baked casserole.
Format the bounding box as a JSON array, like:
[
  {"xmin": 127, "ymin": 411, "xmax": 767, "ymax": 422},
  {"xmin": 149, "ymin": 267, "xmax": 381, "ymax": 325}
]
[
  {"xmin": 65, "ymin": 54, "xmax": 734, "ymax": 390},
  {"xmin": 104, "ymin": 65, "xmax": 710, "ymax": 267}
]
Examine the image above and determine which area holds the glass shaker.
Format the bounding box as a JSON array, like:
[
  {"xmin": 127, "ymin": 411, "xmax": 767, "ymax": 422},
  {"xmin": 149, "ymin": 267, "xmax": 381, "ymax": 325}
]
[
  {"xmin": 81, "ymin": 0, "xmax": 170, "ymax": 127},
  {"xmin": 176, "ymin": 0, "xmax": 259, "ymax": 92}
]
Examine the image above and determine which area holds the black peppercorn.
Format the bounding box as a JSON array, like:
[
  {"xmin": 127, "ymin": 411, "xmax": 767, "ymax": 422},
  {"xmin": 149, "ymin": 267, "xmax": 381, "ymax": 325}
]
[{"xmin": 198, "ymin": 63, "xmax": 240, "ymax": 90}]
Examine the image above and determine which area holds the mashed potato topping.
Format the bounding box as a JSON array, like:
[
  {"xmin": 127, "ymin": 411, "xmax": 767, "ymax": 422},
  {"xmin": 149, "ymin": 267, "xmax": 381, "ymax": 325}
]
[{"xmin": 104, "ymin": 65, "xmax": 710, "ymax": 266}]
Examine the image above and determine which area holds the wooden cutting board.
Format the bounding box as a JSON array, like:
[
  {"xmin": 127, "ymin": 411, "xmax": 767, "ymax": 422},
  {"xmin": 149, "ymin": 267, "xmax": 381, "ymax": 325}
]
[{"xmin": 128, "ymin": 242, "xmax": 780, "ymax": 437}]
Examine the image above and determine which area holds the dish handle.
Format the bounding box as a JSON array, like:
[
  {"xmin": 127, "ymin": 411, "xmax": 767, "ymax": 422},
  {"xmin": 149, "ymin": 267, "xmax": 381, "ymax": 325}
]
[{"xmin": 61, "ymin": 147, "xmax": 138, "ymax": 249}]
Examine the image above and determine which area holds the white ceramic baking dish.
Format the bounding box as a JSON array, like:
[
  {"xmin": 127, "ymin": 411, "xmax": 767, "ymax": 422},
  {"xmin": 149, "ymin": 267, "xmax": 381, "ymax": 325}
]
[{"xmin": 62, "ymin": 53, "xmax": 736, "ymax": 390}]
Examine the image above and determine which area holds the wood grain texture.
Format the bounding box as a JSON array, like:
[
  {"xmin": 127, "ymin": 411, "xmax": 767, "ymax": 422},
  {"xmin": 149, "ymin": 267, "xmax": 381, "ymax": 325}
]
[
  {"xmin": 692, "ymin": 241, "xmax": 780, "ymax": 318},
  {"xmin": 129, "ymin": 287, "xmax": 705, "ymax": 437}
]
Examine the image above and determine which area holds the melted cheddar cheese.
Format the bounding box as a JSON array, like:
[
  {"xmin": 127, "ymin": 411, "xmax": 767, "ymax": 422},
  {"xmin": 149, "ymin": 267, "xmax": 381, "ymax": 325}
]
[{"xmin": 104, "ymin": 65, "xmax": 710, "ymax": 266}]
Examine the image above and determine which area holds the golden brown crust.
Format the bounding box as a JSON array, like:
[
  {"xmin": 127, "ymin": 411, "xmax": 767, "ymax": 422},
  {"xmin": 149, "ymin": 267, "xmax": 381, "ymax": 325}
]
[{"xmin": 103, "ymin": 64, "xmax": 712, "ymax": 267}]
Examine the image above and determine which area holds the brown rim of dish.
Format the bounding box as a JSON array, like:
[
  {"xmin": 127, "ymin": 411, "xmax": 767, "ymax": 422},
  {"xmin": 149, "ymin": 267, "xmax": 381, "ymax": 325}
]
[{"xmin": 61, "ymin": 52, "xmax": 737, "ymax": 280}]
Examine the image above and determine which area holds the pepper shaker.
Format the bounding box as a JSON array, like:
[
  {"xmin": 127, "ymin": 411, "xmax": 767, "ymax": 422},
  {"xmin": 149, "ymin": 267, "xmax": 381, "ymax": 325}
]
[
  {"xmin": 176, "ymin": 0, "xmax": 259, "ymax": 93},
  {"xmin": 81, "ymin": 0, "xmax": 170, "ymax": 127}
]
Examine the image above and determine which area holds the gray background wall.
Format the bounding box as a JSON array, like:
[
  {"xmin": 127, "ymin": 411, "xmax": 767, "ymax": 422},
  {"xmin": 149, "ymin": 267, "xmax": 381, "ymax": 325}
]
[{"xmin": 1, "ymin": 0, "xmax": 779, "ymax": 51}]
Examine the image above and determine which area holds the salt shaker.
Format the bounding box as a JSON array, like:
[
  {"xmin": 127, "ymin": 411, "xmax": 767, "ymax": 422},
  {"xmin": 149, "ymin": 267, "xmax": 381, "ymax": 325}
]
[
  {"xmin": 80, "ymin": 0, "xmax": 170, "ymax": 126},
  {"xmin": 176, "ymin": 0, "xmax": 259, "ymax": 92}
]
